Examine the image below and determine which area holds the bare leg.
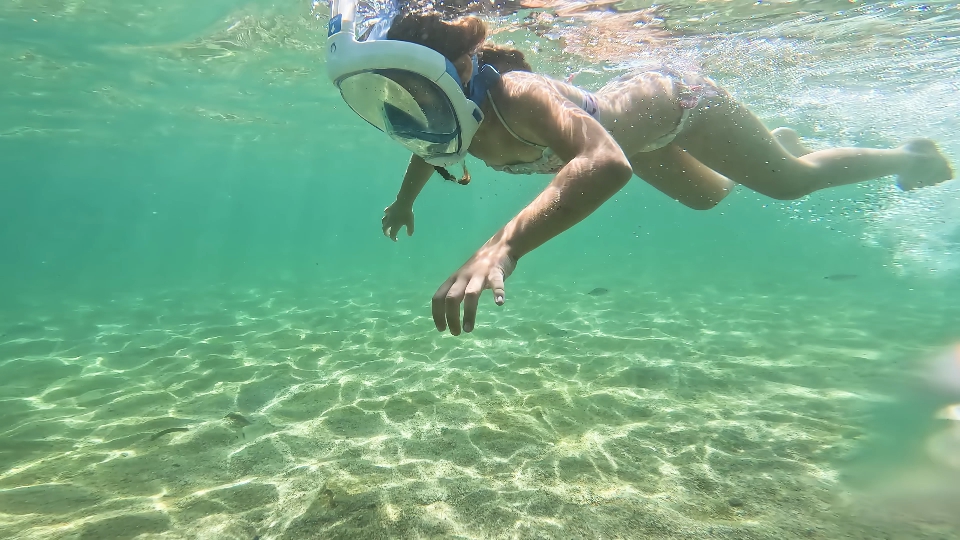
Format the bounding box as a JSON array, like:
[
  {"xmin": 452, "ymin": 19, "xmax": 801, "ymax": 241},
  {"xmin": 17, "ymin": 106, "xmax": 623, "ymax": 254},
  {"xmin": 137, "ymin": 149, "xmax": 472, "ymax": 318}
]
[
  {"xmin": 674, "ymin": 95, "xmax": 953, "ymax": 199},
  {"xmin": 768, "ymin": 128, "xmax": 950, "ymax": 191},
  {"xmin": 629, "ymin": 143, "xmax": 735, "ymax": 210}
]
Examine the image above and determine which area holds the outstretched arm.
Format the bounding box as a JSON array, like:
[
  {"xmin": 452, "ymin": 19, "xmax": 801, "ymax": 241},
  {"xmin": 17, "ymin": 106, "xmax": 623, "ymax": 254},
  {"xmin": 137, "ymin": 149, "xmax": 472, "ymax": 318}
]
[
  {"xmin": 495, "ymin": 144, "xmax": 632, "ymax": 262},
  {"xmin": 382, "ymin": 154, "xmax": 434, "ymax": 241},
  {"xmin": 396, "ymin": 154, "xmax": 434, "ymax": 207},
  {"xmin": 432, "ymin": 75, "xmax": 633, "ymax": 334}
]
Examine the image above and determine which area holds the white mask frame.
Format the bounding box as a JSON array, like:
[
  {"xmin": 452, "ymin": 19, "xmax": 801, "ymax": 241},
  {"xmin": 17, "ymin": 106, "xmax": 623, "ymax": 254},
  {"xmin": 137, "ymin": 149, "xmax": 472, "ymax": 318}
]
[{"xmin": 325, "ymin": 0, "xmax": 499, "ymax": 167}]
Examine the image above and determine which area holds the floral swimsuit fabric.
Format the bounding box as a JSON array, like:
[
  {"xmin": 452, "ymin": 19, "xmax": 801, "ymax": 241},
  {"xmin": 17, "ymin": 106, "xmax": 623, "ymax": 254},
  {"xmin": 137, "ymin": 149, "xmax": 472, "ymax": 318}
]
[{"xmin": 488, "ymin": 68, "xmax": 721, "ymax": 175}]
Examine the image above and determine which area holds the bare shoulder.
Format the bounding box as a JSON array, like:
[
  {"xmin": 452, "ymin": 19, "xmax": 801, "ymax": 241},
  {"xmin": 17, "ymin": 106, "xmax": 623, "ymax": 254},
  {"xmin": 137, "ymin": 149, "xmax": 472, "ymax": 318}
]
[
  {"xmin": 487, "ymin": 71, "xmax": 610, "ymax": 154},
  {"xmin": 487, "ymin": 73, "xmax": 568, "ymax": 147},
  {"xmin": 491, "ymin": 72, "xmax": 563, "ymax": 110},
  {"xmin": 490, "ymin": 73, "xmax": 576, "ymax": 130}
]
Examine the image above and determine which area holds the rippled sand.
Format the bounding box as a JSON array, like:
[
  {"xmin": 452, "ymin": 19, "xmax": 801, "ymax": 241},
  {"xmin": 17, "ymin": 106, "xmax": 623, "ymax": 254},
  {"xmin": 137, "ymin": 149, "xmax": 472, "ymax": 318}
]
[{"xmin": 1, "ymin": 275, "xmax": 957, "ymax": 539}]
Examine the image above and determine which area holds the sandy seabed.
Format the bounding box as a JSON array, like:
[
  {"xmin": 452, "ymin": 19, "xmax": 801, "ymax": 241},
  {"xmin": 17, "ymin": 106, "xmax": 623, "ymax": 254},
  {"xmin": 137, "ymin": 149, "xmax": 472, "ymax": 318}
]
[{"xmin": 1, "ymin": 274, "xmax": 958, "ymax": 540}]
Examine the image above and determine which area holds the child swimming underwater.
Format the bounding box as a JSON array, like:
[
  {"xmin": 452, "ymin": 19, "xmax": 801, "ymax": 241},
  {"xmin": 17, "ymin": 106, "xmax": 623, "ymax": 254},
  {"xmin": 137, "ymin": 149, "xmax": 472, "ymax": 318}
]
[{"xmin": 327, "ymin": 5, "xmax": 954, "ymax": 336}]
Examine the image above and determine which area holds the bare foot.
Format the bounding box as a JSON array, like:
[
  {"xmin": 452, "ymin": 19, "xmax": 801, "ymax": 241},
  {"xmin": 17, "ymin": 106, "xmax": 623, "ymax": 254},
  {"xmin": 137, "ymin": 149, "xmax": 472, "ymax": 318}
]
[
  {"xmin": 772, "ymin": 127, "xmax": 813, "ymax": 157},
  {"xmin": 896, "ymin": 139, "xmax": 954, "ymax": 191}
]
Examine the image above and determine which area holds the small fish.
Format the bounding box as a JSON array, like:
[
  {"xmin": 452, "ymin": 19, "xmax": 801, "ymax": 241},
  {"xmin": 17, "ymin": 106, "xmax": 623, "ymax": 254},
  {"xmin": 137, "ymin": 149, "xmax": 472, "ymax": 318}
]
[
  {"xmin": 824, "ymin": 274, "xmax": 859, "ymax": 281},
  {"xmin": 587, "ymin": 287, "xmax": 609, "ymax": 296},
  {"xmin": 149, "ymin": 427, "xmax": 189, "ymax": 441}
]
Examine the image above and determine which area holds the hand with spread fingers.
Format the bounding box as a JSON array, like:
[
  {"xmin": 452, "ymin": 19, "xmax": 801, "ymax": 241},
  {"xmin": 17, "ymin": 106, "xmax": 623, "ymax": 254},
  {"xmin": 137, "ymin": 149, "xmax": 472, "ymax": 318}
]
[
  {"xmin": 382, "ymin": 201, "xmax": 415, "ymax": 241},
  {"xmin": 432, "ymin": 239, "xmax": 517, "ymax": 335}
]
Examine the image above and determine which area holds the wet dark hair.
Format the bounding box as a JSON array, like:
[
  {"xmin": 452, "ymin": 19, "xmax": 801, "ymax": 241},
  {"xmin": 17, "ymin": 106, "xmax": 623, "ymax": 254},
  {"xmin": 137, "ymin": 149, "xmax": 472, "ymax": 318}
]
[
  {"xmin": 388, "ymin": 12, "xmax": 533, "ymax": 185},
  {"xmin": 387, "ymin": 12, "xmax": 532, "ymax": 73}
]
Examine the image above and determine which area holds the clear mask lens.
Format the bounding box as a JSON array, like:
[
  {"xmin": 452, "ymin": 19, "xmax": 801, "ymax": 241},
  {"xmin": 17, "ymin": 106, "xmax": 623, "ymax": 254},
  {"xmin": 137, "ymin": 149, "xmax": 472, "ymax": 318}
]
[{"xmin": 338, "ymin": 69, "xmax": 461, "ymax": 159}]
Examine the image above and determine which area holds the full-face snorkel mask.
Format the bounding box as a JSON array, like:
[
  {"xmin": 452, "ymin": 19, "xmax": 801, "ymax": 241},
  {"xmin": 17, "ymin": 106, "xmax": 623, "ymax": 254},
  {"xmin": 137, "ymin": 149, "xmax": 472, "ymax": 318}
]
[{"xmin": 325, "ymin": 0, "xmax": 500, "ymax": 167}]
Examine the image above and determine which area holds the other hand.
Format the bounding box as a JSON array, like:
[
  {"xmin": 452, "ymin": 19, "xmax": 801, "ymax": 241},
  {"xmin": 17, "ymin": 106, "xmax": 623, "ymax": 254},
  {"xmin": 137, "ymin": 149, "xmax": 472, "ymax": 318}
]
[
  {"xmin": 382, "ymin": 202, "xmax": 414, "ymax": 241},
  {"xmin": 432, "ymin": 240, "xmax": 517, "ymax": 335}
]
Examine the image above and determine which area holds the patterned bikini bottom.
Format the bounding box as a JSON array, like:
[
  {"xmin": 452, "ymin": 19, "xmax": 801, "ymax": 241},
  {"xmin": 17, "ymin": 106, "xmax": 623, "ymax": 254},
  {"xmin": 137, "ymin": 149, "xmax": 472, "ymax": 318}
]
[{"xmin": 639, "ymin": 68, "xmax": 724, "ymax": 152}]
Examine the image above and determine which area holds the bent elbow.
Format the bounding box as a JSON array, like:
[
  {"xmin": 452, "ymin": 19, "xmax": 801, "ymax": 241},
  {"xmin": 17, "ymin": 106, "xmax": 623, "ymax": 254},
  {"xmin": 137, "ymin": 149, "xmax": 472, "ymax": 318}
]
[{"xmin": 595, "ymin": 156, "xmax": 633, "ymax": 191}]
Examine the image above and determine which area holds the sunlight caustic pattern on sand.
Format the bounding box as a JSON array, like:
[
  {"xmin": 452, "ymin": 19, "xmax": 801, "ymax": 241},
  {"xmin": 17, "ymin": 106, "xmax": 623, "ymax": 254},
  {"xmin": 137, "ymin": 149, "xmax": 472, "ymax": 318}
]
[{"xmin": 1, "ymin": 278, "xmax": 956, "ymax": 539}]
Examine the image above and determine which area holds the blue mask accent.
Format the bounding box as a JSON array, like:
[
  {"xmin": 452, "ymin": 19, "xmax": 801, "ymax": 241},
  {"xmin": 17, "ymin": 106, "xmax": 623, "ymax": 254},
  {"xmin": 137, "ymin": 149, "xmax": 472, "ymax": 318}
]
[
  {"xmin": 445, "ymin": 55, "xmax": 501, "ymax": 109},
  {"xmin": 465, "ymin": 55, "xmax": 500, "ymax": 108},
  {"xmin": 328, "ymin": 14, "xmax": 342, "ymax": 37}
]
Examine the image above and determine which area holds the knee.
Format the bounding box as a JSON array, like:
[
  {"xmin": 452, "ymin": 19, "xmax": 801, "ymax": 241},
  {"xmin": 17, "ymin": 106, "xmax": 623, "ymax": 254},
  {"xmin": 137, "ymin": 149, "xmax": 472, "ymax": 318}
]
[
  {"xmin": 678, "ymin": 186, "xmax": 732, "ymax": 210},
  {"xmin": 753, "ymin": 165, "xmax": 817, "ymax": 200},
  {"xmin": 679, "ymin": 193, "xmax": 727, "ymax": 210},
  {"xmin": 763, "ymin": 183, "xmax": 813, "ymax": 200}
]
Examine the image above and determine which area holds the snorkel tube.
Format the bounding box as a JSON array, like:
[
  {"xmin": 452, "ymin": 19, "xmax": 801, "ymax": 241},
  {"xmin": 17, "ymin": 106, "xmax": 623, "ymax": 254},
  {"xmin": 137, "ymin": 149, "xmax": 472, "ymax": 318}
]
[
  {"xmin": 327, "ymin": 0, "xmax": 356, "ymax": 27},
  {"xmin": 326, "ymin": 0, "xmax": 358, "ymax": 80},
  {"xmin": 326, "ymin": 0, "xmax": 456, "ymax": 92}
]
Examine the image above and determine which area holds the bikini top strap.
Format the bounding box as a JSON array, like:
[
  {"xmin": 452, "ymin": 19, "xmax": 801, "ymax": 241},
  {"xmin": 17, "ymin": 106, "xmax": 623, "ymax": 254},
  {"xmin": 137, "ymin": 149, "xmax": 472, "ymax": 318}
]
[{"xmin": 485, "ymin": 90, "xmax": 547, "ymax": 149}]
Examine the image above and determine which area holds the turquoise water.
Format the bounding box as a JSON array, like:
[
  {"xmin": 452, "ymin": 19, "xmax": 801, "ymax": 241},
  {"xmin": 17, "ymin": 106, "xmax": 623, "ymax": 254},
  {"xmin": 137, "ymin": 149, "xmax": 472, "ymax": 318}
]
[{"xmin": 1, "ymin": 1, "xmax": 959, "ymax": 538}]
